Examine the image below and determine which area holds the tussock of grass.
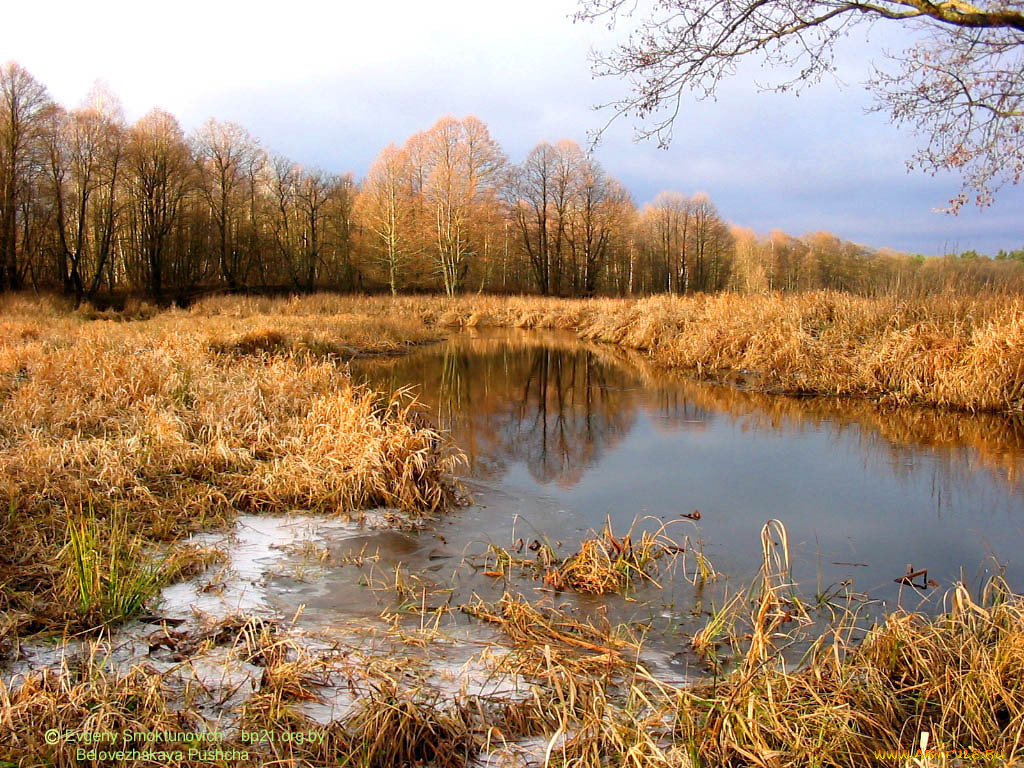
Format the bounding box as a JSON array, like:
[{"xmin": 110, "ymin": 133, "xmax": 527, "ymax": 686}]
[
  {"xmin": 205, "ymin": 314, "xmax": 439, "ymax": 359},
  {"xmin": 543, "ymin": 518, "xmax": 679, "ymax": 595},
  {"xmin": 64, "ymin": 510, "xmax": 166, "ymax": 624},
  {"xmin": 161, "ymin": 542, "xmax": 228, "ymax": 583},
  {"xmin": 340, "ymin": 682, "xmax": 481, "ymax": 768},
  {"xmin": 481, "ymin": 518, "xmax": 701, "ymax": 597},
  {"xmin": 0, "ymin": 663, "xmax": 191, "ymax": 763},
  {"xmin": 210, "ymin": 327, "xmax": 289, "ymax": 355}
]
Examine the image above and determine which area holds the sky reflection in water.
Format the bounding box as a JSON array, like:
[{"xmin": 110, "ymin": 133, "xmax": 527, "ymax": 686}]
[{"xmin": 351, "ymin": 329, "xmax": 1024, "ymax": 607}]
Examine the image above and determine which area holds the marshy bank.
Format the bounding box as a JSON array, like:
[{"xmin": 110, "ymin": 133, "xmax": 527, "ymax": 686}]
[
  {"xmin": 193, "ymin": 290, "xmax": 1024, "ymax": 412},
  {"xmin": 1, "ymin": 292, "xmax": 1023, "ymax": 766},
  {"xmin": 0, "ymin": 293, "xmax": 458, "ymax": 644}
]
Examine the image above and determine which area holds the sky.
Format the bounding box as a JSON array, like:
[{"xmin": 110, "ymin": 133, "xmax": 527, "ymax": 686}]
[{"xmin": 3, "ymin": 0, "xmax": 1022, "ymax": 255}]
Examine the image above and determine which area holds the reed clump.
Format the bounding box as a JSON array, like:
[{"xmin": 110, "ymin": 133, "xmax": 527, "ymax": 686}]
[
  {"xmin": 450, "ymin": 522, "xmax": 1024, "ymax": 767},
  {"xmin": 480, "ymin": 518, "xmax": 687, "ymax": 596},
  {"xmin": 63, "ymin": 509, "xmax": 167, "ymax": 625},
  {"xmin": 657, "ymin": 581, "xmax": 1024, "ymax": 767},
  {"xmin": 543, "ymin": 519, "xmax": 680, "ymax": 595}
]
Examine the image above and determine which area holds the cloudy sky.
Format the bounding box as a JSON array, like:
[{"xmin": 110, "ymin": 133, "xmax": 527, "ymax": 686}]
[{"xmin": 4, "ymin": 0, "xmax": 1021, "ymax": 255}]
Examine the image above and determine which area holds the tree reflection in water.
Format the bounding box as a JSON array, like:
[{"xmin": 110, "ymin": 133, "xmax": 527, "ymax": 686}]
[
  {"xmin": 342, "ymin": 329, "xmax": 1024, "ymax": 619},
  {"xmin": 360, "ymin": 333, "xmax": 639, "ymax": 486},
  {"xmin": 354, "ymin": 328, "xmax": 1024, "ymax": 493}
]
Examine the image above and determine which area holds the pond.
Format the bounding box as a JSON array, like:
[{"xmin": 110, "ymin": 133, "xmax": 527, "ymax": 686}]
[{"xmin": 259, "ymin": 328, "xmax": 1024, "ymax": 676}]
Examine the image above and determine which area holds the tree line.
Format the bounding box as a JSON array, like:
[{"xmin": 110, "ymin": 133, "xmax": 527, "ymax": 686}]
[{"xmin": 1, "ymin": 61, "xmax": 1021, "ymax": 305}]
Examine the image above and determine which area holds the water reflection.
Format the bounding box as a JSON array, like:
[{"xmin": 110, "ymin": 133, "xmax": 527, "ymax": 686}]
[
  {"xmin": 355, "ymin": 329, "xmax": 1024, "ymax": 495},
  {"xmin": 349, "ymin": 329, "xmax": 1024, "ymax": 606},
  {"xmin": 361, "ymin": 335, "xmax": 640, "ymax": 486}
]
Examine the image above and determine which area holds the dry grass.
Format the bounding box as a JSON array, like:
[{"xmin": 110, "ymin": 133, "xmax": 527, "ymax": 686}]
[
  {"xmin": 184, "ymin": 291, "xmax": 1024, "ymax": 413},
  {"xmin": 0, "ymin": 295, "xmax": 460, "ymax": 641},
  {"xmin": 418, "ymin": 291, "xmax": 1024, "ymax": 414},
  {"xmin": 1, "ymin": 292, "xmax": 1023, "ymax": 766},
  {"xmin": 1, "ymin": 563, "xmax": 1022, "ymax": 767},
  {"xmin": 464, "ymin": 593, "xmax": 642, "ymax": 668},
  {"xmin": 0, "ymin": 661, "xmax": 197, "ymax": 763},
  {"xmin": 657, "ymin": 581, "xmax": 1024, "ymax": 767},
  {"xmin": 478, "ymin": 518, "xmax": 695, "ymax": 597},
  {"xmin": 543, "ymin": 518, "xmax": 683, "ymax": 595},
  {"xmin": 470, "ymin": 524, "xmax": 1024, "ymax": 768}
]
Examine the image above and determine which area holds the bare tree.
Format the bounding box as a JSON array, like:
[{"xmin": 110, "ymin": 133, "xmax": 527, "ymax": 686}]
[
  {"xmin": 639, "ymin": 191, "xmax": 693, "ymax": 293},
  {"xmin": 44, "ymin": 106, "xmax": 99, "ymax": 304},
  {"xmin": 359, "ymin": 144, "xmax": 414, "ymax": 294},
  {"xmin": 80, "ymin": 83, "xmax": 127, "ymax": 300},
  {"xmin": 293, "ymin": 167, "xmax": 335, "ymax": 292},
  {"xmin": 508, "ymin": 140, "xmax": 586, "ymax": 295},
  {"xmin": 689, "ymin": 193, "xmax": 733, "ymax": 291},
  {"xmin": 508, "ymin": 141, "xmax": 560, "ymax": 295},
  {"xmin": 567, "ymin": 158, "xmax": 630, "ymax": 295},
  {"xmin": 124, "ymin": 109, "xmax": 194, "ymax": 298},
  {"xmin": 193, "ymin": 119, "xmax": 263, "ymax": 290},
  {"xmin": 39, "ymin": 86, "xmax": 127, "ymax": 305},
  {"xmin": 576, "ymin": 0, "xmax": 1024, "ymax": 208},
  {"xmin": 549, "ymin": 140, "xmax": 585, "ymax": 295},
  {"xmin": 0, "ymin": 62, "xmax": 51, "ymax": 290},
  {"xmin": 416, "ymin": 116, "xmax": 505, "ymax": 295},
  {"xmin": 323, "ymin": 172, "xmax": 360, "ymax": 290}
]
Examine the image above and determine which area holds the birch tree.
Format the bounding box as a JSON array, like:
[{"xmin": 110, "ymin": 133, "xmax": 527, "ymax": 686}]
[{"xmin": 359, "ymin": 144, "xmax": 414, "ymax": 294}]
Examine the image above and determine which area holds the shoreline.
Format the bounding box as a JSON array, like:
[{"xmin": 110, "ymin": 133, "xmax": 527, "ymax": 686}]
[{"xmin": 1, "ymin": 292, "xmax": 1022, "ymax": 766}]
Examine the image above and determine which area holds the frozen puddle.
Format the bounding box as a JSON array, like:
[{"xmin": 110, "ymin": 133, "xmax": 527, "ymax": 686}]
[
  {"xmin": 2, "ymin": 511, "xmax": 410, "ymax": 724},
  {"xmin": 160, "ymin": 513, "xmax": 362, "ymax": 623},
  {"xmin": 472, "ymin": 735, "xmax": 567, "ymax": 768},
  {"xmin": 3, "ymin": 507, "xmax": 598, "ymax": 743}
]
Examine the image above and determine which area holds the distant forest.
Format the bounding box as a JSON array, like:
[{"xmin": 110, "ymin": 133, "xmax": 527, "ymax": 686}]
[{"xmin": 1, "ymin": 61, "xmax": 1022, "ymax": 305}]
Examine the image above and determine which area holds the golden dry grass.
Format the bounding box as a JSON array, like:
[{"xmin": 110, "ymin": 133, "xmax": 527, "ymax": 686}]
[
  {"xmin": 479, "ymin": 517, "xmax": 691, "ymax": 597},
  {"xmin": 1, "ymin": 292, "xmax": 1023, "ymax": 766},
  {"xmin": 186, "ymin": 291, "xmax": 1024, "ymax": 413},
  {"xmin": 658, "ymin": 581, "xmax": 1024, "ymax": 767},
  {"xmin": 542, "ymin": 518, "xmax": 681, "ymax": 595},
  {"xmin": 0, "ymin": 296, "xmax": 459, "ymax": 640},
  {"xmin": 406, "ymin": 291, "xmax": 1024, "ymax": 414},
  {"xmin": 466, "ymin": 525, "xmax": 1024, "ymax": 768},
  {"xmin": 1, "ymin": 560, "xmax": 1022, "ymax": 767}
]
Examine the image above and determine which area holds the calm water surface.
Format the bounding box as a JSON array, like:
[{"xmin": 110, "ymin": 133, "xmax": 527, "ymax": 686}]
[{"xmin": 269, "ymin": 329, "xmax": 1024, "ymax": 665}]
